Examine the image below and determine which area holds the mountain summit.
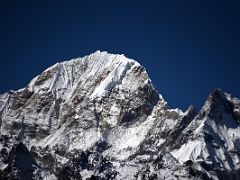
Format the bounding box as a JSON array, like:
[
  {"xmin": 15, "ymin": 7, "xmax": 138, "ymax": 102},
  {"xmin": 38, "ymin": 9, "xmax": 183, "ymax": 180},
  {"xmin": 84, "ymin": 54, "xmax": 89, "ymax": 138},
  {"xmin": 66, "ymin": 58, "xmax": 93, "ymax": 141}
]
[{"xmin": 0, "ymin": 51, "xmax": 240, "ymax": 179}]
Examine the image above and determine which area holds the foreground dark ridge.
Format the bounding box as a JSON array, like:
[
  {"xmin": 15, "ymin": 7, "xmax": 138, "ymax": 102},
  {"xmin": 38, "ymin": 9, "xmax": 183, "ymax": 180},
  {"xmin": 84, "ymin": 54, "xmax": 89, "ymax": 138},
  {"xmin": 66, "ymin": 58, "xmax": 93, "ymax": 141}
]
[{"xmin": 0, "ymin": 51, "xmax": 240, "ymax": 179}]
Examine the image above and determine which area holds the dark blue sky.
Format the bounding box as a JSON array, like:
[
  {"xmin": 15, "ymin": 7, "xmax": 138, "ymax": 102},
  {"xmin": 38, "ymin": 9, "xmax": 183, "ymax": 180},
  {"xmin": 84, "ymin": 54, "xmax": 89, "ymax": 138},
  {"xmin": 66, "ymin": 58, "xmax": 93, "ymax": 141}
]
[{"xmin": 0, "ymin": 0, "xmax": 239, "ymax": 111}]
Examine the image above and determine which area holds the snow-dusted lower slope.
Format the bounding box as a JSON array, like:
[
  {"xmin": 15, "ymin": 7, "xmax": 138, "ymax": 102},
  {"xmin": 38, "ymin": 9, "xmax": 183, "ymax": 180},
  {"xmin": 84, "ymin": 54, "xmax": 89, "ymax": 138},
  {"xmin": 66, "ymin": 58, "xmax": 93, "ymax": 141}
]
[{"xmin": 0, "ymin": 51, "xmax": 239, "ymax": 180}]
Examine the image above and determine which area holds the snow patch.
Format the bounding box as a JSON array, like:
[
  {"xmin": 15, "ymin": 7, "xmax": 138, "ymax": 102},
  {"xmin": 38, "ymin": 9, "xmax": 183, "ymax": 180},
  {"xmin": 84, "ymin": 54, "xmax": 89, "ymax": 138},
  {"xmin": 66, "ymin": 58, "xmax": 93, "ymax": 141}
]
[{"xmin": 171, "ymin": 140, "xmax": 203, "ymax": 164}]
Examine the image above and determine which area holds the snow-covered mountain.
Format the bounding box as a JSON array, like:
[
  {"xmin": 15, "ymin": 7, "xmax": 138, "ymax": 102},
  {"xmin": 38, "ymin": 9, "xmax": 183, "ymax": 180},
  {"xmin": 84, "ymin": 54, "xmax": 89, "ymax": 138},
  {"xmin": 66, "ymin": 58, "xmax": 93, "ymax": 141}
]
[{"xmin": 0, "ymin": 51, "xmax": 240, "ymax": 179}]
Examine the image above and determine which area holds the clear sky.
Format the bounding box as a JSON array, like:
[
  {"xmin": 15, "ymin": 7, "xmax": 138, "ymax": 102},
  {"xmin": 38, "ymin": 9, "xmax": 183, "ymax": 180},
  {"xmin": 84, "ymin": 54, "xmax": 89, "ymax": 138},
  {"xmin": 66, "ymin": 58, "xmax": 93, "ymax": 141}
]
[{"xmin": 0, "ymin": 0, "xmax": 239, "ymax": 111}]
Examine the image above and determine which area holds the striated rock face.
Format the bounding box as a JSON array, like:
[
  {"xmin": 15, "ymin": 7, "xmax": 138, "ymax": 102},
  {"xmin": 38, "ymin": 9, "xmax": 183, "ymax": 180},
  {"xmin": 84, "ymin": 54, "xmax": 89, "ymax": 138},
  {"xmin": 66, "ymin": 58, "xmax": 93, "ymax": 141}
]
[{"xmin": 0, "ymin": 51, "xmax": 240, "ymax": 179}]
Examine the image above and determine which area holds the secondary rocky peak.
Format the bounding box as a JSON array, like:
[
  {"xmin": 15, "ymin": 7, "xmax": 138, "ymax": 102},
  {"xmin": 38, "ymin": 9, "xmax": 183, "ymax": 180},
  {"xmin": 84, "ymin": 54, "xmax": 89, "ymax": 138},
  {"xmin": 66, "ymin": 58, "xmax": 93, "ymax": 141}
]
[
  {"xmin": 199, "ymin": 88, "xmax": 239, "ymax": 122},
  {"xmin": 207, "ymin": 88, "xmax": 229, "ymax": 106}
]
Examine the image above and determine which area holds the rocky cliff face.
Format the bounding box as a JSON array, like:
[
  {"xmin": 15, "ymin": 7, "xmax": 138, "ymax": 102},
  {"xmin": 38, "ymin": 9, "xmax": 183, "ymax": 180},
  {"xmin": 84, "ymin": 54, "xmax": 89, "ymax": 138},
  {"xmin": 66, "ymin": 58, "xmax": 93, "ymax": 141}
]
[{"xmin": 0, "ymin": 51, "xmax": 239, "ymax": 180}]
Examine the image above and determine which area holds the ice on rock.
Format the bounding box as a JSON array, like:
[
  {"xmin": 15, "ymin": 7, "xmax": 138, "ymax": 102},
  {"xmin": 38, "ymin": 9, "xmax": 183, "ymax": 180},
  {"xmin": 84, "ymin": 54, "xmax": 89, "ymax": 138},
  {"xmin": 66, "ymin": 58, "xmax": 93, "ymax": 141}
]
[
  {"xmin": 90, "ymin": 63, "xmax": 128, "ymax": 99},
  {"xmin": 90, "ymin": 54, "xmax": 136, "ymax": 99},
  {"xmin": 105, "ymin": 103, "xmax": 121, "ymax": 126}
]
